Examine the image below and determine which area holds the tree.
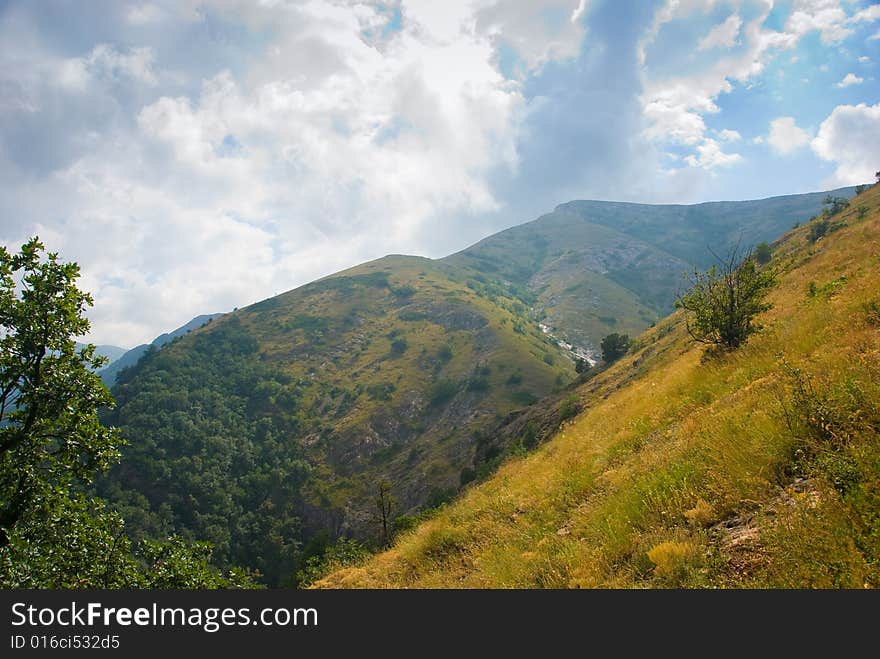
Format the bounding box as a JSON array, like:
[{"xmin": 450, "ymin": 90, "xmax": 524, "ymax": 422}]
[
  {"xmin": 822, "ymin": 195, "xmax": 849, "ymax": 217},
  {"xmin": 754, "ymin": 241, "xmax": 772, "ymax": 265},
  {"xmin": 674, "ymin": 245, "xmax": 776, "ymax": 350},
  {"xmin": 0, "ymin": 238, "xmax": 119, "ymax": 548},
  {"xmin": 0, "ymin": 238, "xmax": 252, "ymax": 588},
  {"xmin": 374, "ymin": 479, "xmax": 395, "ymax": 547},
  {"xmin": 600, "ymin": 333, "xmax": 631, "ymax": 363}
]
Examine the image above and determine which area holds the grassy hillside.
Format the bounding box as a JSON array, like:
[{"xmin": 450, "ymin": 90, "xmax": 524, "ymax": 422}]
[
  {"xmin": 99, "ymin": 255, "xmax": 570, "ymax": 585},
  {"xmin": 445, "ymin": 187, "xmax": 857, "ymax": 356},
  {"xmin": 317, "ymin": 184, "xmax": 880, "ymax": 588}
]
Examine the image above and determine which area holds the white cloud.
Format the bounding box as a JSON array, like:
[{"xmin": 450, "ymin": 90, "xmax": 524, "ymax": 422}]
[
  {"xmin": 698, "ymin": 14, "xmax": 742, "ymax": 50},
  {"xmin": 812, "ymin": 102, "xmax": 880, "ymax": 185},
  {"xmin": 870, "ymin": 29, "xmax": 880, "ymax": 40},
  {"xmin": 639, "ymin": 0, "xmax": 875, "ymax": 172},
  {"xmin": 63, "ymin": 44, "xmax": 158, "ymax": 88},
  {"xmin": 472, "ymin": 0, "xmax": 589, "ymax": 77},
  {"xmin": 836, "ymin": 72, "xmax": 864, "ymax": 86},
  {"xmin": 859, "ymin": 55, "xmax": 870, "ymax": 62},
  {"xmin": 684, "ymin": 137, "xmax": 743, "ymax": 169},
  {"xmin": 126, "ymin": 4, "xmax": 165, "ymax": 25},
  {"xmin": 849, "ymin": 4, "xmax": 880, "ymax": 24},
  {"xmin": 767, "ymin": 116, "xmax": 811, "ymax": 154},
  {"xmin": 786, "ymin": 0, "xmax": 852, "ymax": 44},
  {"xmin": 752, "ymin": 135, "xmax": 764, "ymax": 144},
  {"xmin": 1, "ymin": 0, "xmax": 597, "ymax": 346},
  {"xmin": 718, "ymin": 128, "xmax": 742, "ymax": 141}
]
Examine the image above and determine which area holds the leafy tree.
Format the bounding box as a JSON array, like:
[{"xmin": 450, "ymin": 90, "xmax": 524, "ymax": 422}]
[
  {"xmin": 0, "ymin": 238, "xmax": 119, "ymax": 548},
  {"xmin": 600, "ymin": 333, "xmax": 631, "ymax": 363},
  {"xmin": 675, "ymin": 246, "xmax": 776, "ymax": 350},
  {"xmin": 754, "ymin": 241, "xmax": 772, "ymax": 265},
  {"xmin": 0, "ymin": 238, "xmax": 251, "ymax": 589}
]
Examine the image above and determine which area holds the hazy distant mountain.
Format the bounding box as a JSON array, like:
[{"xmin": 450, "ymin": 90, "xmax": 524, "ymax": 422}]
[
  {"xmin": 75, "ymin": 343, "xmax": 129, "ymax": 367},
  {"xmin": 98, "ymin": 313, "xmax": 225, "ymax": 386}
]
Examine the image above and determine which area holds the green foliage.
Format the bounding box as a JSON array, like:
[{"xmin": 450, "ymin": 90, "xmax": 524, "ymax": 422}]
[
  {"xmin": 436, "ymin": 344, "xmax": 453, "ymax": 363},
  {"xmin": 390, "ymin": 337, "xmax": 408, "ymax": 356},
  {"xmin": 675, "ymin": 247, "xmax": 776, "ymax": 350},
  {"xmin": 0, "ymin": 239, "xmax": 247, "ymax": 589},
  {"xmin": 295, "ymin": 538, "xmax": 369, "ymax": 587},
  {"xmin": 754, "ymin": 241, "xmax": 772, "ymax": 264},
  {"xmin": 857, "ymin": 205, "xmax": 869, "ymax": 220},
  {"xmin": 101, "ymin": 315, "xmax": 311, "ymax": 586},
  {"xmin": 809, "ymin": 219, "xmax": 830, "ymax": 243},
  {"xmin": 600, "ymin": 333, "xmax": 631, "ymax": 363},
  {"xmin": 367, "ymin": 382, "xmax": 396, "ymax": 401},
  {"xmin": 430, "ymin": 378, "xmax": 459, "ymax": 406},
  {"xmin": 558, "ymin": 395, "xmax": 580, "ymax": 421},
  {"xmin": 0, "ymin": 239, "xmax": 120, "ymax": 549},
  {"xmin": 822, "ymin": 195, "xmax": 850, "ymax": 217}
]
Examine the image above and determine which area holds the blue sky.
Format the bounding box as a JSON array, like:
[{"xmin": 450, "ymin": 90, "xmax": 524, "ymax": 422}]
[{"xmin": 1, "ymin": 0, "xmax": 878, "ymax": 345}]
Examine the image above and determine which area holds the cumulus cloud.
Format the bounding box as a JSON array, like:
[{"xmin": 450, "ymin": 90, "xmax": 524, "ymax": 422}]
[
  {"xmin": 718, "ymin": 128, "xmax": 742, "ymax": 141},
  {"xmin": 698, "ymin": 13, "xmax": 742, "ymax": 50},
  {"xmin": 786, "ymin": 0, "xmax": 852, "ymax": 44},
  {"xmin": 812, "ymin": 102, "xmax": 880, "ymax": 185},
  {"xmin": 639, "ymin": 0, "xmax": 873, "ymax": 171},
  {"xmin": 836, "ymin": 72, "xmax": 863, "ymax": 87},
  {"xmin": 767, "ymin": 116, "xmax": 811, "ymax": 154},
  {"xmin": 0, "ymin": 0, "xmax": 598, "ymax": 345},
  {"xmin": 684, "ymin": 137, "xmax": 743, "ymax": 168}
]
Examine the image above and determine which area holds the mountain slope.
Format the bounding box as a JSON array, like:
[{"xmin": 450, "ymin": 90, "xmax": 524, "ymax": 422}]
[
  {"xmin": 445, "ymin": 186, "xmax": 857, "ymax": 356},
  {"xmin": 99, "ymin": 256, "xmax": 569, "ymax": 584},
  {"xmin": 98, "ymin": 313, "xmax": 225, "ymax": 385},
  {"xmin": 99, "ymin": 186, "xmax": 866, "ymax": 587},
  {"xmin": 318, "ymin": 184, "xmax": 880, "ymax": 588}
]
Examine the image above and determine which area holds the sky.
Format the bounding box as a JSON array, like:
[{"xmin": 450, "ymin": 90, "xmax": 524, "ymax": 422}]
[{"xmin": 1, "ymin": 0, "xmax": 878, "ymax": 347}]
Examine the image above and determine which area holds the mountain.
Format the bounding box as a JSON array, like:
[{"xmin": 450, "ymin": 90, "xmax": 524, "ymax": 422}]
[
  {"xmin": 98, "ymin": 313, "xmax": 225, "ymax": 386},
  {"xmin": 446, "ymin": 186, "xmax": 858, "ymax": 354},
  {"xmin": 98, "ymin": 186, "xmax": 863, "ymax": 586},
  {"xmin": 75, "ymin": 343, "xmax": 128, "ymax": 368},
  {"xmin": 317, "ymin": 184, "xmax": 880, "ymax": 588}
]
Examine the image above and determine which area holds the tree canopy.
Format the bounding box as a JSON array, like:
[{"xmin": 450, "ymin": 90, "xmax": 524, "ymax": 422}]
[{"xmin": 0, "ymin": 238, "xmax": 251, "ymax": 588}]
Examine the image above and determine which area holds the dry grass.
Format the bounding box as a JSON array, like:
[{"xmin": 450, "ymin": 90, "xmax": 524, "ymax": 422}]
[{"xmin": 316, "ymin": 184, "xmax": 880, "ymax": 589}]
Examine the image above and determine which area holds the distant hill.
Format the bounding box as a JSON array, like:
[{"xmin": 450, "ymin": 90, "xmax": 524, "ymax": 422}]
[
  {"xmin": 318, "ymin": 183, "xmax": 880, "ymax": 588},
  {"xmin": 98, "ymin": 313, "xmax": 225, "ymax": 386},
  {"xmin": 75, "ymin": 343, "xmax": 128, "ymax": 367},
  {"xmin": 445, "ymin": 186, "xmax": 857, "ymax": 353},
  {"xmin": 98, "ymin": 186, "xmax": 862, "ymax": 586}
]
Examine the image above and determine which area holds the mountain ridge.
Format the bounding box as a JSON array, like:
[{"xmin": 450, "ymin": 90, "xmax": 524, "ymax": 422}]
[{"xmin": 316, "ymin": 182, "xmax": 880, "ymax": 588}]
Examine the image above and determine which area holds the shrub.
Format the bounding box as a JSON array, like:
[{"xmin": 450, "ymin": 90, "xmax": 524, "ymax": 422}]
[
  {"xmin": 559, "ymin": 395, "xmax": 580, "ymax": 421},
  {"xmin": 809, "ymin": 219, "xmax": 830, "ymax": 243},
  {"xmin": 675, "ymin": 246, "xmax": 776, "ymax": 350},
  {"xmin": 600, "ymin": 333, "xmax": 631, "ymax": 363},
  {"xmin": 430, "ymin": 379, "xmax": 458, "ymax": 406},
  {"xmin": 390, "ymin": 337, "xmax": 408, "ymax": 356},
  {"xmin": 754, "ymin": 241, "xmax": 772, "ymax": 264}
]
